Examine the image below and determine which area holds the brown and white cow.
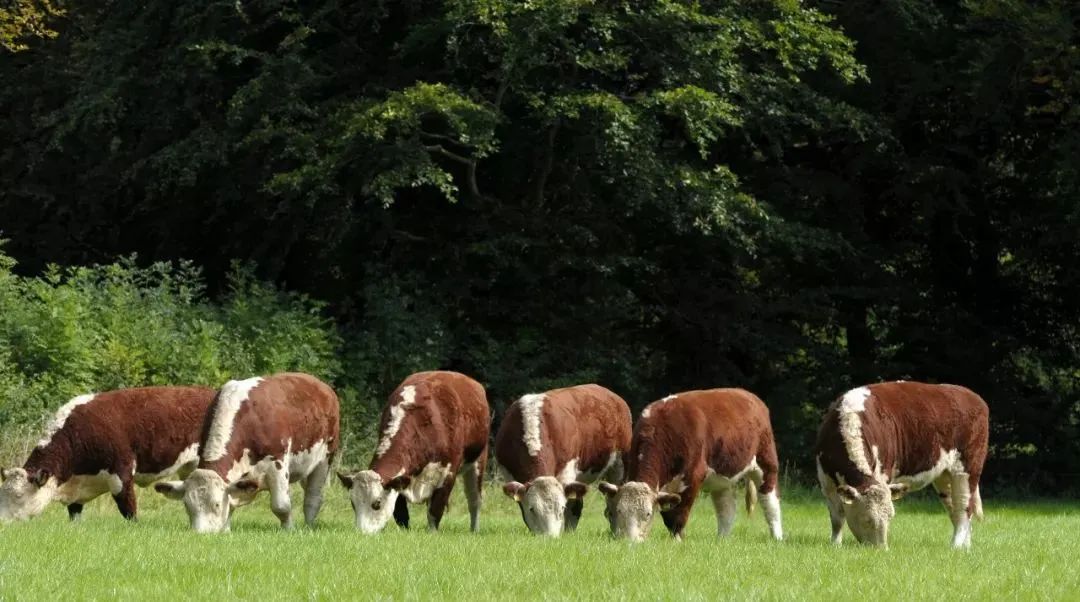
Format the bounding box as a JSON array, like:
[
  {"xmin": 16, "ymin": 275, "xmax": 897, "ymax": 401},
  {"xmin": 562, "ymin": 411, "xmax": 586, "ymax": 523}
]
[
  {"xmin": 815, "ymin": 381, "xmax": 989, "ymax": 548},
  {"xmin": 495, "ymin": 384, "xmax": 632, "ymax": 536},
  {"xmin": 337, "ymin": 371, "xmax": 490, "ymax": 534},
  {"xmin": 599, "ymin": 389, "xmax": 783, "ymax": 542},
  {"xmin": 155, "ymin": 373, "xmax": 339, "ymax": 533},
  {"xmin": 0, "ymin": 386, "xmax": 215, "ymax": 522}
]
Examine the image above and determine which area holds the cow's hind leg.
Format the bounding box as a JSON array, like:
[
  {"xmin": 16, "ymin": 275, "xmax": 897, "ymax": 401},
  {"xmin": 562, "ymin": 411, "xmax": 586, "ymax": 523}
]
[
  {"xmin": 461, "ymin": 456, "xmax": 484, "ymax": 533},
  {"xmin": 948, "ymin": 471, "xmax": 973, "ymax": 549},
  {"xmin": 67, "ymin": 503, "xmax": 84, "ymax": 521},
  {"xmin": 427, "ymin": 476, "xmax": 456, "ymax": 531},
  {"xmin": 711, "ymin": 488, "xmax": 737, "ymax": 537},
  {"xmin": 112, "ymin": 476, "xmax": 137, "ymax": 521},
  {"xmin": 301, "ymin": 458, "xmax": 330, "ymax": 527},
  {"xmin": 393, "ymin": 496, "xmax": 410, "ymax": 529},
  {"xmin": 267, "ymin": 461, "xmax": 293, "ymax": 530}
]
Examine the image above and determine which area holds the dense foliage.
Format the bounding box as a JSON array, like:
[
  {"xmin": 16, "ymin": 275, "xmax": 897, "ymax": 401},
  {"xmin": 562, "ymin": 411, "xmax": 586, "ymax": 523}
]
[{"xmin": 1, "ymin": 0, "xmax": 1077, "ymax": 491}]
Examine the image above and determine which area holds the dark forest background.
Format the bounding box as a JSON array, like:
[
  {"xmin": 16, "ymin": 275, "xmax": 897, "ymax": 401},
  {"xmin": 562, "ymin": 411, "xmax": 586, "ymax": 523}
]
[{"xmin": 2, "ymin": 0, "xmax": 1078, "ymax": 491}]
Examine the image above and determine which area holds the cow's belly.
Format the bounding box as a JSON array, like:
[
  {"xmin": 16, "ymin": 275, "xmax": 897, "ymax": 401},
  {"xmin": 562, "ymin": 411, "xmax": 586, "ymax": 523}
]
[
  {"xmin": 287, "ymin": 439, "xmax": 330, "ymax": 483},
  {"xmin": 700, "ymin": 458, "xmax": 760, "ymax": 492},
  {"xmin": 892, "ymin": 448, "xmax": 964, "ymax": 491},
  {"xmin": 133, "ymin": 443, "xmax": 200, "ymax": 487},
  {"xmin": 557, "ymin": 452, "xmax": 620, "ymax": 484},
  {"xmin": 56, "ymin": 471, "xmax": 123, "ymax": 504}
]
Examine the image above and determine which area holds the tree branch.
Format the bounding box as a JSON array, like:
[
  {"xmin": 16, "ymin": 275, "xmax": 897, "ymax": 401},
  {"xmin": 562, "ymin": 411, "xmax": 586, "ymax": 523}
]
[
  {"xmin": 530, "ymin": 120, "xmax": 560, "ymax": 207},
  {"xmin": 424, "ymin": 145, "xmax": 487, "ymax": 201}
]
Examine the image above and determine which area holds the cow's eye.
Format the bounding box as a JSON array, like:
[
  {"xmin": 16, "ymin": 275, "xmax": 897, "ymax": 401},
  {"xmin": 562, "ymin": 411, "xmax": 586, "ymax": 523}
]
[{"xmin": 372, "ymin": 501, "xmax": 382, "ymax": 511}]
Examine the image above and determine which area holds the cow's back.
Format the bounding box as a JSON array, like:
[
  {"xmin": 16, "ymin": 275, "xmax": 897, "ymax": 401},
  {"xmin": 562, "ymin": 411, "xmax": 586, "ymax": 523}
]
[
  {"xmin": 630, "ymin": 389, "xmax": 772, "ymax": 485},
  {"xmin": 384, "ymin": 371, "xmax": 489, "ymax": 464},
  {"xmin": 27, "ymin": 386, "xmax": 215, "ymax": 480},
  {"xmin": 200, "ymin": 373, "xmax": 340, "ymax": 472},
  {"xmin": 495, "ymin": 384, "xmax": 631, "ymax": 480},
  {"xmin": 816, "ymin": 381, "xmax": 989, "ymax": 488}
]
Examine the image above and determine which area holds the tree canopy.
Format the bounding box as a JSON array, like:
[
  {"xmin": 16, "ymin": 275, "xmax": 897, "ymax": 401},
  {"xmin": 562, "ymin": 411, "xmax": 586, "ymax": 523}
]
[{"xmin": 1, "ymin": 0, "xmax": 1077, "ymax": 490}]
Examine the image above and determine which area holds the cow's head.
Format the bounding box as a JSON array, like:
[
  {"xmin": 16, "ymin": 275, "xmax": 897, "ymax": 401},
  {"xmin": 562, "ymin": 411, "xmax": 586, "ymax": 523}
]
[
  {"xmin": 154, "ymin": 469, "xmax": 259, "ymax": 533},
  {"xmin": 502, "ymin": 477, "xmax": 587, "ymax": 537},
  {"xmin": 837, "ymin": 480, "xmax": 908, "ymax": 547},
  {"xmin": 337, "ymin": 469, "xmax": 409, "ymax": 534},
  {"xmin": 0, "ymin": 468, "xmax": 56, "ymax": 522},
  {"xmin": 598, "ymin": 480, "xmax": 680, "ymax": 543}
]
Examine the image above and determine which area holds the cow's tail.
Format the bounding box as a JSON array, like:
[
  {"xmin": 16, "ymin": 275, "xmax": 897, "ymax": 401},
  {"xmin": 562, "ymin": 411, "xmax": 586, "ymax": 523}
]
[
  {"xmin": 745, "ymin": 481, "xmax": 757, "ymax": 516},
  {"xmin": 972, "ymin": 486, "xmax": 984, "ymax": 521}
]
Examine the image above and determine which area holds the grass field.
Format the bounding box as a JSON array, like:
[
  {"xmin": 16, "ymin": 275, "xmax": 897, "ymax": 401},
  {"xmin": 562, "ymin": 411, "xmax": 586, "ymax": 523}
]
[{"xmin": 0, "ymin": 481, "xmax": 1076, "ymax": 600}]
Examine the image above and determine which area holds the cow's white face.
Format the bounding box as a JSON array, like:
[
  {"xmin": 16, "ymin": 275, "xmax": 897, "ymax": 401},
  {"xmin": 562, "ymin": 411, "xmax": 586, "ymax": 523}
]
[
  {"xmin": 0, "ymin": 468, "xmax": 55, "ymax": 522},
  {"xmin": 338, "ymin": 470, "xmax": 407, "ymax": 534},
  {"xmin": 503, "ymin": 477, "xmax": 587, "ymax": 537},
  {"xmin": 155, "ymin": 469, "xmax": 250, "ymax": 533},
  {"xmin": 837, "ymin": 481, "xmax": 908, "ymax": 547},
  {"xmin": 599, "ymin": 481, "xmax": 680, "ymax": 543}
]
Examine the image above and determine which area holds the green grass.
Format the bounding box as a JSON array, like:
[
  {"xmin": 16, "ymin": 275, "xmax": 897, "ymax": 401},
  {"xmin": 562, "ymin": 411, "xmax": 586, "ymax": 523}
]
[{"xmin": 0, "ymin": 482, "xmax": 1076, "ymax": 600}]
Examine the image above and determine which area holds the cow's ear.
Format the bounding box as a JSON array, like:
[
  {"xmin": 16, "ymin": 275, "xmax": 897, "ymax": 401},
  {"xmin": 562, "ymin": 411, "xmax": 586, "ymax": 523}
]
[
  {"xmin": 1, "ymin": 468, "xmax": 12, "ymax": 482},
  {"xmin": 337, "ymin": 472, "xmax": 354, "ymax": 489},
  {"xmin": 837, "ymin": 485, "xmax": 860, "ymax": 505},
  {"xmin": 503, "ymin": 481, "xmax": 527, "ymax": 502},
  {"xmin": 598, "ymin": 481, "xmax": 619, "ymax": 497},
  {"xmin": 386, "ymin": 475, "xmax": 412, "ymax": 491},
  {"xmin": 889, "ymin": 482, "xmax": 910, "ymax": 501},
  {"xmin": 154, "ymin": 481, "xmax": 186, "ymax": 500},
  {"xmin": 28, "ymin": 469, "xmax": 50, "ymax": 487},
  {"xmin": 228, "ymin": 479, "xmax": 260, "ymax": 494},
  {"xmin": 564, "ymin": 482, "xmax": 588, "ymax": 501},
  {"xmin": 656, "ymin": 492, "xmax": 681, "ymax": 511}
]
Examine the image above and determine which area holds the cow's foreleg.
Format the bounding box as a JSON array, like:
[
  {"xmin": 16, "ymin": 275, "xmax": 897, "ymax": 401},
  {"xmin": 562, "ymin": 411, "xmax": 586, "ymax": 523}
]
[
  {"xmin": 267, "ymin": 461, "xmax": 293, "ymax": 530},
  {"xmin": 661, "ymin": 483, "xmax": 699, "ymax": 541},
  {"xmin": 67, "ymin": 503, "xmax": 84, "ymax": 521},
  {"xmin": 461, "ymin": 458, "xmax": 484, "ymax": 533},
  {"xmin": 301, "ymin": 459, "xmax": 329, "ymax": 527},
  {"xmin": 817, "ymin": 460, "xmax": 844, "ymax": 545},
  {"xmin": 710, "ymin": 488, "xmax": 737, "ymax": 537},
  {"xmin": 426, "ymin": 476, "xmax": 456, "ymax": 531},
  {"xmin": 948, "ymin": 471, "xmax": 973, "ymax": 549},
  {"xmin": 393, "ymin": 495, "xmax": 410, "ymax": 529},
  {"xmin": 933, "ymin": 474, "xmax": 953, "ymax": 513}
]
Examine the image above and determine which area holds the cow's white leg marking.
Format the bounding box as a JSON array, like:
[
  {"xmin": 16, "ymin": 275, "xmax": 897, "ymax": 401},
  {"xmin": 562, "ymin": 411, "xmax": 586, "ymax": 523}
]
[
  {"xmin": 816, "ymin": 457, "xmax": 844, "ymax": 545},
  {"xmin": 949, "ymin": 472, "xmax": 972, "ymax": 549},
  {"xmin": 933, "ymin": 474, "xmax": 953, "ymax": 513},
  {"xmin": 761, "ymin": 490, "xmax": 783, "ymax": 540},
  {"xmin": 204, "ymin": 377, "xmax": 263, "ymax": 461},
  {"xmin": 376, "ymin": 386, "xmax": 417, "ymax": 457},
  {"xmin": 711, "ymin": 488, "xmax": 737, "ymax": 536},
  {"xmin": 972, "ymin": 485, "xmax": 984, "ymax": 520},
  {"xmin": 266, "ymin": 460, "xmax": 292, "ymax": 529},
  {"xmin": 518, "ymin": 394, "xmax": 546, "ymax": 457},
  {"xmin": 38, "ymin": 394, "xmax": 96, "ymax": 448},
  {"xmin": 301, "ymin": 457, "xmax": 329, "ymax": 526},
  {"xmin": 461, "ymin": 461, "xmax": 482, "ymax": 533}
]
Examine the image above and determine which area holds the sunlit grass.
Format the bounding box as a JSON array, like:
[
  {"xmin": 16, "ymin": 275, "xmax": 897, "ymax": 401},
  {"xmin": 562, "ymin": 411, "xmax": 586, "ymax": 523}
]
[{"xmin": 0, "ymin": 482, "xmax": 1076, "ymax": 600}]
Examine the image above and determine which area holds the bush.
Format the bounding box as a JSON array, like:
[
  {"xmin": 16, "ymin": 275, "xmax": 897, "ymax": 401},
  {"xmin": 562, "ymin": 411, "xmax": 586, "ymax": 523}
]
[{"xmin": 0, "ymin": 251, "xmax": 354, "ymax": 464}]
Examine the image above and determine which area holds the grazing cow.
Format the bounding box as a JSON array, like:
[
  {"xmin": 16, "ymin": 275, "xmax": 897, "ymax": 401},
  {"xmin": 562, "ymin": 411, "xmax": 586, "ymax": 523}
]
[
  {"xmin": 337, "ymin": 371, "xmax": 490, "ymax": 534},
  {"xmin": 0, "ymin": 386, "xmax": 215, "ymax": 522},
  {"xmin": 155, "ymin": 373, "xmax": 339, "ymax": 533},
  {"xmin": 495, "ymin": 384, "xmax": 632, "ymax": 536},
  {"xmin": 815, "ymin": 381, "xmax": 989, "ymax": 548},
  {"xmin": 599, "ymin": 389, "xmax": 783, "ymax": 543}
]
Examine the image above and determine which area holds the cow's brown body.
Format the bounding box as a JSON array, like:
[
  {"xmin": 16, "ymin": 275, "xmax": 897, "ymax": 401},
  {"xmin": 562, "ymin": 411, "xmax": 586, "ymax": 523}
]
[
  {"xmin": 495, "ymin": 384, "xmax": 632, "ymax": 530},
  {"xmin": 198, "ymin": 373, "xmax": 340, "ymax": 479},
  {"xmin": 815, "ymin": 381, "xmax": 989, "ymax": 547},
  {"xmin": 368, "ymin": 370, "xmax": 490, "ymax": 531},
  {"xmin": 624, "ymin": 389, "xmax": 781, "ymax": 539},
  {"xmin": 495, "ymin": 384, "xmax": 632, "ymax": 484},
  {"xmin": 154, "ymin": 372, "xmax": 341, "ymax": 532},
  {"xmin": 22, "ymin": 386, "xmax": 215, "ymax": 519}
]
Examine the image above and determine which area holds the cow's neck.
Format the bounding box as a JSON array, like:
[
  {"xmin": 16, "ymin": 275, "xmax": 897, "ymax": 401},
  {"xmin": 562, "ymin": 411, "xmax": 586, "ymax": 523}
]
[
  {"xmin": 24, "ymin": 439, "xmax": 73, "ymax": 483},
  {"xmin": 370, "ymin": 447, "xmax": 415, "ymax": 481}
]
